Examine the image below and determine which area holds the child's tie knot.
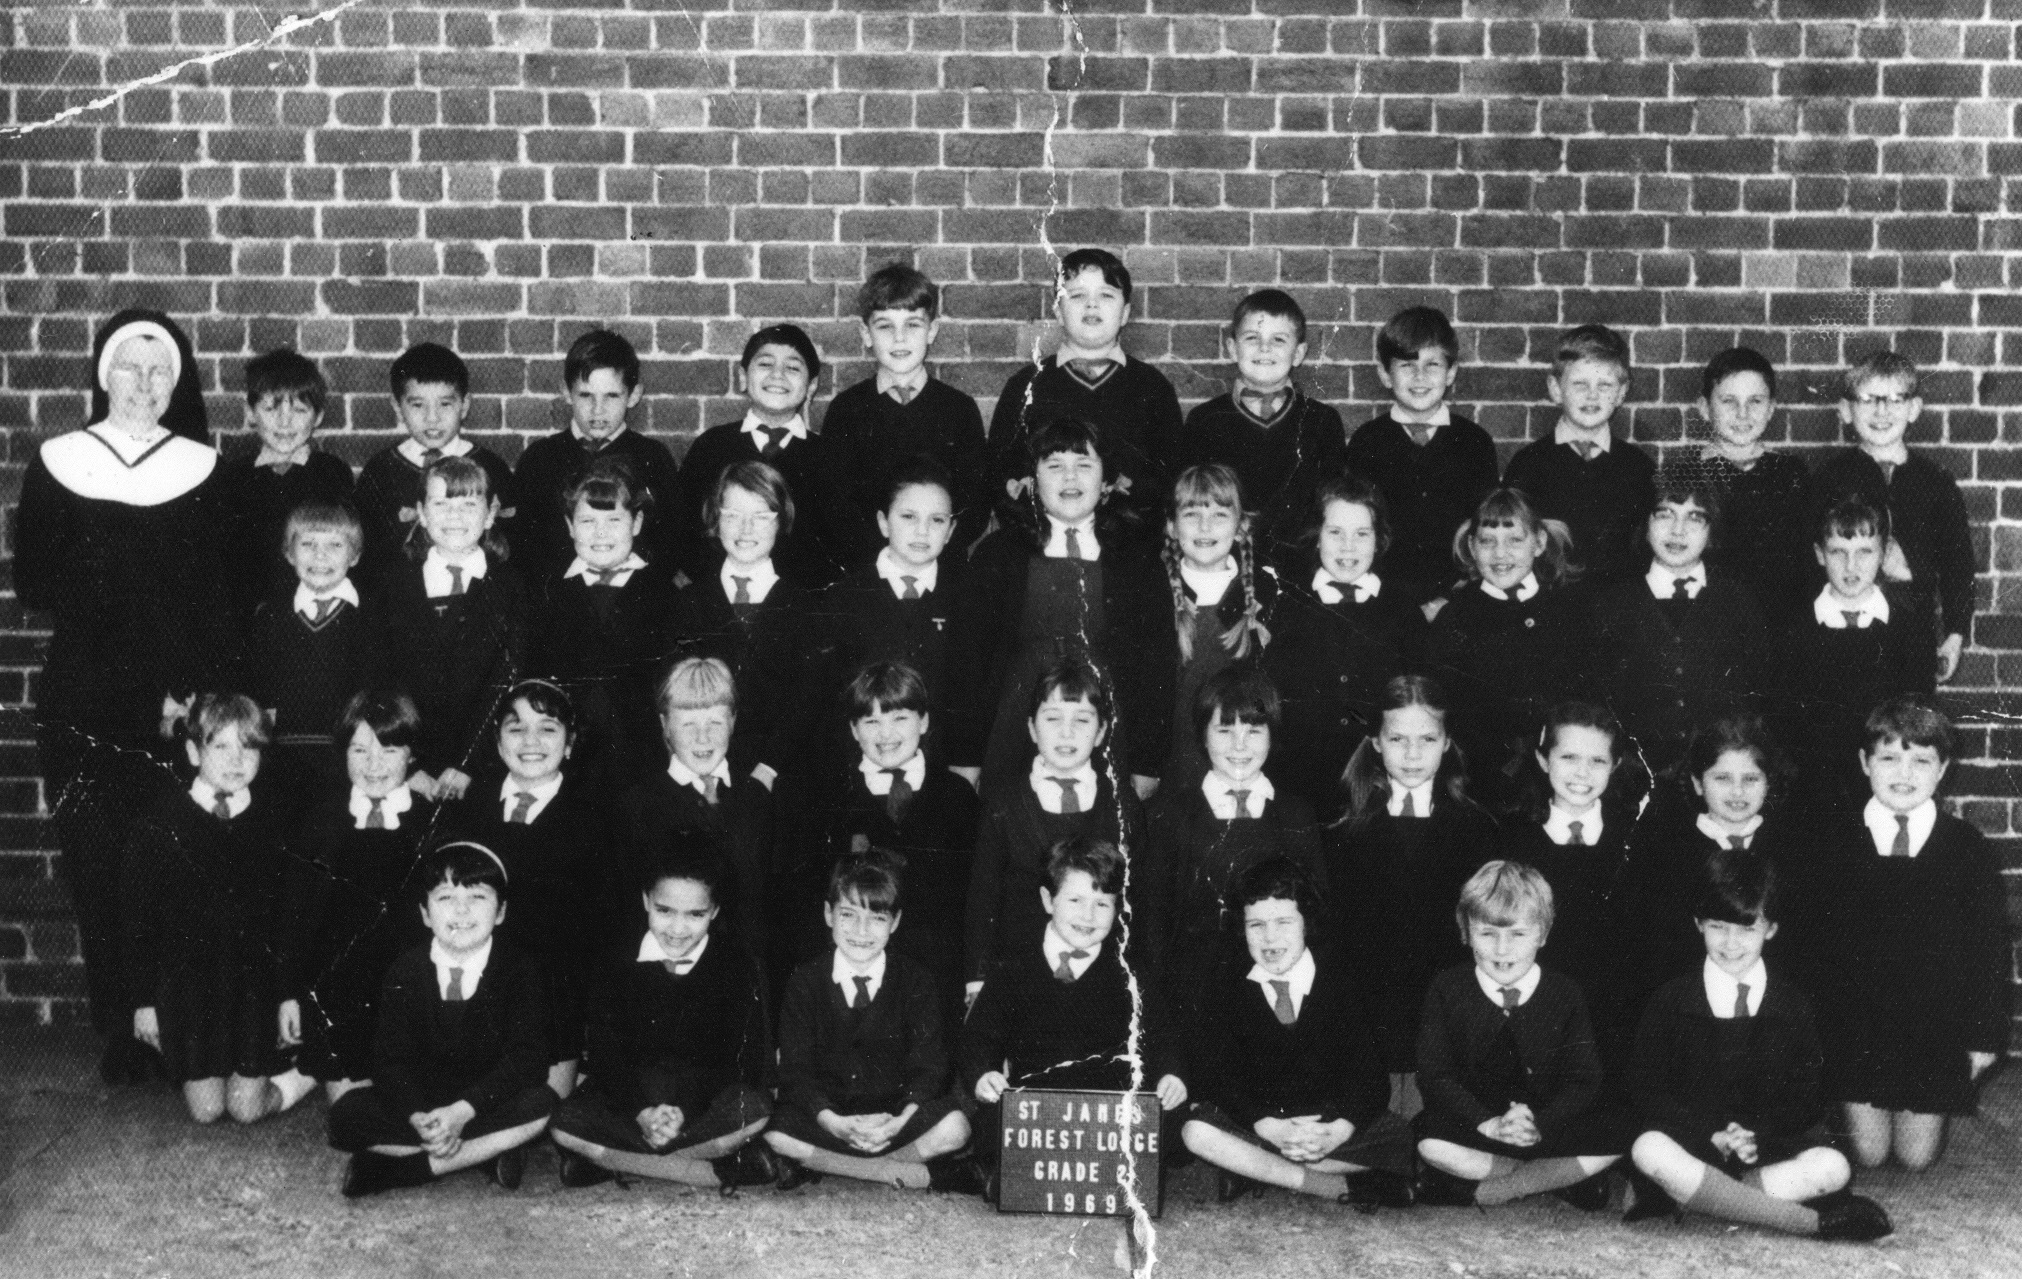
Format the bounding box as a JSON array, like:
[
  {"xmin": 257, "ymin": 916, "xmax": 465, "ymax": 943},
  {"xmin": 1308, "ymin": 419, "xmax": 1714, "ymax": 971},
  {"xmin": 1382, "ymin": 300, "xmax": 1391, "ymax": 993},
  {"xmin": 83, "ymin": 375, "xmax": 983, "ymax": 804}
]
[
  {"xmin": 1269, "ymin": 979, "xmax": 1296, "ymax": 1025},
  {"xmin": 1063, "ymin": 527, "xmax": 1085, "ymax": 562},
  {"xmin": 363, "ymin": 796, "xmax": 385, "ymax": 829},
  {"xmin": 1500, "ymin": 986, "xmax": 1521, "ymax": 1014},
  {"xmin": 730, "ymin": 575, "xmax": 752, "ymax": 606},
  {"xmin": 886, "ymin": 384, "xmax": 915, "ymax": 406},
  {"xmin": 1733, "ymin": 983, "xmax": 1751, "ymax": 1019},
  {"xmin": 1842, "ymin": 609, "xmax": 1862, "ymax": 629},
  {"xmin": 1051, "ymin": 776, "xmax": 1082, "ymax": 814},
  {"xmin": 445, "ymin": 564, "xmax": 465, "ymax": 596},
  {"xmin": 1064, "ymin": 357, "xmax": 1115, "ymax": 386},
  {"xmin": 508, "ymin": 790, "xmax": 535, "ymax": 824},
  {"xmin": 883, "ymin": 768, "xmax": 914, "ymax": 822},
  {"xmin": 445, "ymin": 967, "xmax": 465, "ymax": 1002},
  {"xmin": 852, "ymin": 974, "xmax": 872, "ymax": 1009},
  {"xmin": 1054, "ymin": 949, "xmax": 1090, "ymax": 983},
  {"xmin": 1566, "ymin": 820, "xmax": 1586, "ymax": 847},
  {"xmin": 900, "ymin": 575, "xmax": 920, "ymax": 600},
  {"xmin": 1889, "ymin": 814, "xmax": 1910, "ymax": 857},
  {"xmin": 211, "ymin": 794, "xmax": 233, "ymax": 821}
]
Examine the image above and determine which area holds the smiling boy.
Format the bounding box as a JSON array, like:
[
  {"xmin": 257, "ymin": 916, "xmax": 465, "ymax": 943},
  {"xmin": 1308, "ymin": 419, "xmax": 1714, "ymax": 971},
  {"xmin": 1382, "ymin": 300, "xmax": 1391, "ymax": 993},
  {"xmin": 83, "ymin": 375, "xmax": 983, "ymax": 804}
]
[{"xmin": 220, "ymin": 349, "xmax": 356, "ymax": 619}]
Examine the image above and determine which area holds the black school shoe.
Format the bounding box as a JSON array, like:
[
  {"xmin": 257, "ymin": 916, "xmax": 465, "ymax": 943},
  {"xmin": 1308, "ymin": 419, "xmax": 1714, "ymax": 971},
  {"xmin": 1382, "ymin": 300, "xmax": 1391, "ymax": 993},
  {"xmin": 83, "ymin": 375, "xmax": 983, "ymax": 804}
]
[
  {"xmin": 926, "ymin": 1154, "xmax": 986, "ymax": 1196},
  {"xmin": 1553, "ymin": 1169, "xmax": 1614, "ymax": 1212},
  {"xmin": 1620, "ymin": 1167, "xmax": 1680, "ymax": 1223},
  {"xmin": 1216, "ymin": 1170, "xmax": 1261, "ymax": 1204},
  {"xmin": 1341, "ymin": 1168, "xmax": 1416, "ymax": 1210},
  {"xmin": 1814, "ymin": 1194, "xmax": 1893, "ymax": 1243},
  {"xmin": 774, "ymin": 1156, "xmax": 824, "ymax": 1192},
  {"xmin": 487, "ymin": 1144, "xmax": 527, "ymax": 1190},
  {"xmin": 711, "ymin": 1141, "xmax": 782, "ymax": 1194},
  {"xmin": 342, "ymin": 1151, "xmax": 433, "ymax": 1199},
  {"xmin": 556, "ymin": 1149, "xmax": 616, "ymax": 1189},
  {"xmin": 1413, "ymin": 1167, "xmax": 1480, "ymax": 1209}
]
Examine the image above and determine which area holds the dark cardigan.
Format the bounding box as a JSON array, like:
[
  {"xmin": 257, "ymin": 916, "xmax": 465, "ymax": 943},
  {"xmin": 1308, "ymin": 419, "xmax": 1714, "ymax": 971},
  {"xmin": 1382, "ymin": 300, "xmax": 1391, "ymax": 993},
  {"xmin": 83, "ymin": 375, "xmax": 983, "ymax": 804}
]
[
  {"xmin": 1416, "ymin": 962, "xmax": 1603, "ymax": 1143},
  {"xmin": 1344, "ymin": 412, "xmax": 1500, "ymax": 605},
  {"xmin": 668, "ymin": 569, "xmax": 814, "ymax": 784},
  {"xmin": 370, "ymin": 940, "xmax": 550, "ymax": 1119},
  {"xmin": 816, "ymin": 376, "xmax": 992, "ymax": 563},
  {"xmin": 1192, "ymin": 944, "xmax": 1390, "ymax": 1130},
  {"xmin": 776, "ymin": 949, "xmax": 950, "ymax": 1116},
  {"xmin": 1590, "ymin": 571, "xmax": 1769, "ymax": 777},
  {"xmin": 1173, "ymin": 388, "xmax": 1348, "ymax": 569},
  {"xmin": 579, "ymin": 934, "xmax": 771, "ymax": 1117},
  {"xmin": 1629, "ymin": 966, "xmax": 1826, "ymax": 1143},
  {"xmin": 375, "ymin": 557, "xmax": 531, "ymax": 779},
  {"xmin": 960, "ymin": 939, "xmax": 1179, "ymax": 1094},
  {"xmin": 1808, "ymin": 448, "xmax": 1976, "ymax": 640},
  {"xmin": 1501, "ymin": 434, "xmax": 1657, "ymax": 585},
  {"xmin": 987, "ymin": 354, "xmax": 1184, "ymax": 525}
]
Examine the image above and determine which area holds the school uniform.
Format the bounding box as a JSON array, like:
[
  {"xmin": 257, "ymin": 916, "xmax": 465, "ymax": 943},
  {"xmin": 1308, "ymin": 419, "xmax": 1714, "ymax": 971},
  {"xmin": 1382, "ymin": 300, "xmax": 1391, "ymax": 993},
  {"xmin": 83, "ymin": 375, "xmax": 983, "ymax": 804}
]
[
  {"xmin": 1161, "ymin": 560, "xmax": 1280, "ymax": 788},
  {"xmin": 280, "ymin": 786, "xmax": 439, "ymax": 1081},
  {"xmin": 1188, "ymin": 946, "xmax": 1415, "ymax": 1175},
  {"xmin": 1415, "ymin": 962, "xmax": 1633, "ymax": 1158},
  {"xmin": 620, "ymin": 763, "xmax": 774, "ymax": 967},
  {"xmin": 1776, "ymin": 585, "xmax": 1932, "ymax": 818},
  {"xmin": 352, "ymin": 437, "xmax": 516, "ymax": 587},
  {"xmin": 244, "ymin": 579, "xmax": 387, "ymax": 812},
  {"xmin": 1799, "ymin": 801, "xmax": 2009, "ymax": 1115},
  {"xmin": 1617, "ymin": 811, "xmax": 1797, "ymax": 1010},
  {"xmin": 377, "ymin": 549, "xmax": 531, "ymax": 785},
  {"xmin": 672, "ymin": 414, "xmax": 840, "ymax": 587},
  {"xmin": 1501, "ymin": 428, "xmax": 1657, "ymax": 585},
  {"xmin": 550, "ymin": 933, "xmax": 773, "ymax": 1156},
  {"xmin": 987, "ymin": 352, "xmax": 1184, "ymax": 524},
  {"xmin": 1501, "ymin": 810, "xmax": 1636, "ymax": 1069},
  {"xmin": 1630, "ymin": 959, "xmax": 1830, "ymax": 1171},
  {"xmin": 215, "ymin": 447, "xmax": 357, "ymax": 620},
  {"xmin": 528, "ymin": 556, "xmax": 680, "ymax": 792},
  {"xmin": 808, "ymin": 553, "xmax": 962, "ymax": 774},
  {"xmin": 1808, "ymin": 448, "xmax": 1976, "ymax": 644},
  {"xmin": 1141, "ymin": 775, "xmax": 1323, "ymax": 976},
  {"xmin": 817, "ymin": 374, "xmax": 992, "ymax": 563},
  {"xmin": 1263, "ymin": 571, "xmax": 1426, "ymax": 815},
  {"xmin": 1692, "ymin": 451, "xmax": 1813, "ymax": 622},
  {"xmin": 510, "ymin": 426, "xmax": 685, "ymax": 587},
  {"xmin": 1326, "ymin": 789, "xmax": 1499, "ymax": 1074},
  {"xmin": 769, "ymin": 948, "xmax": 961, "ymax": 1157},
  {"xmin": 326, "ymin": 939, "xmax": 558, "ymax": 1152},
  {"xmin": 119, "ymin": 781, "xmax": 289, "ymax": 1081},
  {"xmin": 1174, "ymin": 387, "xmax": 1348, "ymax": 569},
  {"xmin": 670, "ymin": 559, "xmax": 814, "ymax": 789},
  {"xmin": 1345, "ymin": 411, "xmax": 1500, "ymax": 606},
  {"xmin": 1590, "ymin": 563, "xmax": 1769, "ymax": 778},
  {"xmin": 963, "ymin": 763, "xmax": 1141, "ymax": 985}
]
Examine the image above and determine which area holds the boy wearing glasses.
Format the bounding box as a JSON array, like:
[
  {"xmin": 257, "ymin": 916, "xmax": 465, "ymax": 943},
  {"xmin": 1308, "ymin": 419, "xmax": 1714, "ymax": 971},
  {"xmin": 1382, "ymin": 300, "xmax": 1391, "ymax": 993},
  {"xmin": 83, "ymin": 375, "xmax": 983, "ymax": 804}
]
[{"xmin": 1807, "ymin": 353, "xmax": 1974, "ymax": 683}]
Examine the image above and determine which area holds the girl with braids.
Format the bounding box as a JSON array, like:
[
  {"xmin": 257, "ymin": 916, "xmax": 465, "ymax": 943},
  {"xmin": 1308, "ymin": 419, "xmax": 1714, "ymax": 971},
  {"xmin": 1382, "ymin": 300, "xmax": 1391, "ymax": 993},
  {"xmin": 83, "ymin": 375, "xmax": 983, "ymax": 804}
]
[
  {"xmin": 1159, "ymin": 464, "xmax": 1278, "ymax": 788},
  {"xmin": 944, "ymin": 415, "xmax": 1175, "ymax": 798}
]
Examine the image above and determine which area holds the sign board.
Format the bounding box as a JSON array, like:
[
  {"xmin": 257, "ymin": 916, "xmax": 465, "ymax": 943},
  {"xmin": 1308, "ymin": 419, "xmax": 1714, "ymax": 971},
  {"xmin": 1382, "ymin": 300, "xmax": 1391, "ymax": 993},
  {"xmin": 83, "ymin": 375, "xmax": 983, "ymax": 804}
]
[{"xmin": 994, "ymin": 1088, "xmax": 1162, "ymax": 1218}]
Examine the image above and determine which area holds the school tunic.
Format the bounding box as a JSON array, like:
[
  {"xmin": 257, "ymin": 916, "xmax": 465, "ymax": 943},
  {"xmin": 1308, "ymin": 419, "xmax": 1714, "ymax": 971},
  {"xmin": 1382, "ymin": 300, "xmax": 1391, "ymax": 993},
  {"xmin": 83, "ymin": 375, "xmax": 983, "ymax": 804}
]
[
  {"xmin": 215, "ymin": 449, "xmax": 356, "ymax": 620},
  {"xmin": 1174, "ymin": 389, "xmax": 1349, "ymax": 568},
  {"xmin": 669, "ymin": 570, "xmax": 813, "ymax": 787},
  {"xmin": 509, "ymin": 428, "xmax": 685, "ymax": 586},
  {"xmin": 529, "ymin": 568, "xmax": 680, "ymax": 792},
  {"xmin": 377, "ymin": 558, "xmax": 531, "ymax": 783},
  {"xmin": 245, "ymin": 585, "xmax": 388, "ymax": 813},
  {"xmin": 987, "ymin": 354, "xmax": 1184, "ymax": 525},
  {"xmin": 1590, "ymin": 571, "xmax": 1769, "ymax": 779},
  {"xmin": 817, "ymin": 375, "xmax": 992, "ymax": 562},
  {"xmin": 1500, "ymin": 434, "xmax": 1658, "ymax": 585},
  {"xmin": 1345, "ymin": 413, "xmax": 1500, "ymax": 606}
]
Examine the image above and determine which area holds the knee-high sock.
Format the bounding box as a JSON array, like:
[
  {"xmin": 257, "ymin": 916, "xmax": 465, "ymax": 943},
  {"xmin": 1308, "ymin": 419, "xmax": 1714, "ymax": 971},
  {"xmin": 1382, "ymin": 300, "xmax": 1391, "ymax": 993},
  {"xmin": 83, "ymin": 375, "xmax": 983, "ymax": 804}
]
[
  {"xmin": 799, "ymin": 1147, "xmax": 931, "ymax": 1188},
  {"xmin": 1684, "ymin": 1166, "xmax": 1819, "ymax": 1235},
  {"xmin": 1474, "ymin": 1156, "xmax": 1596, "ymax": 1206}
]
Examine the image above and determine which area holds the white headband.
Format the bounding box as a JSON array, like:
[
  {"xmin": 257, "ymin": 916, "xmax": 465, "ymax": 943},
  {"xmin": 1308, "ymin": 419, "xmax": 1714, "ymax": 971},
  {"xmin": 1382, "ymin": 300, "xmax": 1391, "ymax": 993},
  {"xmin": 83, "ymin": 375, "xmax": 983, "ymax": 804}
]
[
  {"xmin": 434, "ymin": 840, "xmax": 509, "ymax": 884},
  {"xmin": 96, "ymin": 320, "xmax": 182, "ymax": 392}
]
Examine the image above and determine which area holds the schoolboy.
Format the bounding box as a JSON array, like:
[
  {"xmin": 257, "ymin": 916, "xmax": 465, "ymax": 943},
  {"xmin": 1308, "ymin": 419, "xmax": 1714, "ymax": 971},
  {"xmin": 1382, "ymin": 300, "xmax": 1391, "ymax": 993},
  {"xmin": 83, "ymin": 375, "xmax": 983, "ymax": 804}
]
[
  {"xmin": 1414, "ymin": 860, "xmax": 1630, "ymax": 1210},
  {"xmin": 512, "ymin": 329, "xmax": 685, "ymax": 587},
  {"xmin": 328, "ymin": 842, "xmax": 557, "ymax": 1197},
  {"xmin": 353, "ymin": 342, "xmax": 517, "ymax": 586},
  {"xmin": 1182, "ymin": 856, "xmax": 1416, "ymax": 1209},
  {"xmin": 1693, "ymin": 347, "xmax": 1812, "ymax": 614},
  {"xmin": 962, "ymin": 658, "xmax": 1142, "ymax": 999},
  {"xmin": 960, "ymin": 837, "xmax": 1189, "ymax": 1200},
  {"xmin": 673, "ymin": 323, "xmax": 839, "ymax": 587},
  {"xmin": 804, "ymin": 661, "xmax": 980, "ymax": 1026},
  {"xmin": 819, "ymin": 263, "xmax": 991, "ymax": 563},
  {"xmin": 1626, "ymin": 853, "xmax": 1893, "ymax": 1241},
  {"xmin": 1345, "ymin": 306, "xmax": 1499, "ymax": 608},
  {"xmin": 1809, "ymin": 351, "xmax": 1975, "ymax": 683},
  {"xmin": 528, "ymin": 457, "xmax": 680, "ymax": 793},
  {"xmin": 767, "ymin": 851, "xmax": 978, "ymax": 1192},
  {"xmin": 1591, "ymin": 469, "xmax": 1769, "ymax": 780},
  {"xmin": 1173, "ymin": 289, "xmax": 1348, "ymax": 569},
  {"xmin": 987, "ymin": 248, "xmax": 1183, "ymax": 524},
  {"xmin": 550, "ymin": 849, "xmax": 778, "ymax": 1190},
  {"xmin": 220, "ymin": 349, "xmax": 356, "ymax": 620},
  {"xmin": 1501, "ymin": 323, "xmax": 1657, "ymax": 586}
]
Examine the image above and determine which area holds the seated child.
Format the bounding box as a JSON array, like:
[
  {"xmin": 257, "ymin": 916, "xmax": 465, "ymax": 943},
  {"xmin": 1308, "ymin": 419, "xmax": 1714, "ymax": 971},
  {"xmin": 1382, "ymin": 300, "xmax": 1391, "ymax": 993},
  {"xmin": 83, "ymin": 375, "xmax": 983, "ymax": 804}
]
[
  {"xmin": 512, "ymin": 328, "xmax": 684, "ymax": 586},
  {"xmin": 1691, "ymin": 347, "xmax": 1811, "ymax": 615},
  {"xmin": 961, "ymin": 836, "xmax": 1189, "ymax": 1198},
  {"xmin": 963, "ymin": 657, "xmax": 1143, "ymax": 1000},
  {"xmin": 1344, "ymin": 306, "xmax": 1498, "ymax": 608},
  {"xmin": 804, "ymin": 661, "xmax": 980, "ymax": 1026},
  {"xmin": 353, "ymin": 342, "xmax": 515, "ymax": 587},
  {"xmin": 529, "ymin": 456, "xmax": 680, "ymax": 793},
  {"xmin": 1801, "ymin": 698, "xmax": 2008, "ymax": 1172},
  {"xmin": 988, "ymin": 248, "xmax": 1182, "ymax": 525},
  {"xmin": 1264, "ymin": 475, "xmax": 1426, "ymax": 814},
  {"xmin": 220, "ymin": 349, "xmax": 356, "ymax": 620},
  {"xmin": 1182, "ymin": 856, "xmax": 1415, "ymax": 1208},
  {"xmin": 820, "ymin": 262, "xmax": 990, "ymax": 562},
  {"xmin": 280, "ymin": 690, "xmax": 439, "ymax": 1099},
  {"xmin": 1415, "ymin": 860, "xmax": 1630, "ymax": 1210},
  {"xmin": 1809, "ymin": 351, "xmax": 1975, "ymax": 683},
  {"xmin": 550, "ymin": 849, "xmax": 776, "ymax": 1190},
  {"xmin": 121, "ymin": 693, "xmax": 316, "ymax": 1123},
  {"xmin": 766, "ymin": 851, "xmax": 978, "ymax": 1192},
  {"xmin": 327, "ymin": 841, "xmax": 557, "ymax": 1197},
  {"xmin": 1174, "ymin": 289, "xmax": 1347, "ymax": 568},
  {"xmin": 1626, "ymin": 852, "xmax": 1892, "ymax": 1241},
  {"xmin": 1591, "ymin": 467, "xmax": 1769, "ymax": 780},
  {"xmin": 1325, "ymin": 675, "xmax": 1497, "ymax": 1115},
  {"xmin": 674, "ymin": 323, "xmax": 838, "ymax": 587},
  {"xmin": 1501, "ymin": 323, "xmax": 1656, "ymax": 586}
]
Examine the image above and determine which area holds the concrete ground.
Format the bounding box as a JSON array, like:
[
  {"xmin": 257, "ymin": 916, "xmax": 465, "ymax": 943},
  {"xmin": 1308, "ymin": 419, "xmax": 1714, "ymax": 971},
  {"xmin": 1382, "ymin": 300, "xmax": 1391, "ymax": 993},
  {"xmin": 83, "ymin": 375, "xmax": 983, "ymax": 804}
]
[{"xmin": 5, "ymin": 1027, "xmax": 2022, "ymax": 1279}]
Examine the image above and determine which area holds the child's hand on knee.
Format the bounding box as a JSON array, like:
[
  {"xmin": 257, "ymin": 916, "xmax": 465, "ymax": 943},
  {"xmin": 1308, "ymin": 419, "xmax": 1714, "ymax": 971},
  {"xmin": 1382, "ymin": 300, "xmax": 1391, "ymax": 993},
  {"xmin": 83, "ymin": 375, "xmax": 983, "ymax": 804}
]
[
  {"xmin": 133, "ymin": 1006, "xmax": 160, "ymax": 1051},
  {"xmin": 1155, "ymin": 1074, "xmax": 1188, "ymax": 1111},
  {"xmin": 974, "ymin": 1071, "xmax": 1008, "ymax": 1104},
  {"xmin": 277, "ymin": 999, "xmax": 301, "ymax": 1047},
  {"xmin": 1970, "ymin": 1051, "xmax": 1996, "ymax": 1081}
]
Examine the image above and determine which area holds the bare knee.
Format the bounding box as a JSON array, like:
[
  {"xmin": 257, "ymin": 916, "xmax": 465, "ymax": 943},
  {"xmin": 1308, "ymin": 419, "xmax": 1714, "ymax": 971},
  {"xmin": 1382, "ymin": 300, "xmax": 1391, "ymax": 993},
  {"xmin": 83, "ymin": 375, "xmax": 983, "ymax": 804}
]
[
  {"xmin": 184, "ymin": 1081, "xmax": 227, "ymax": 1124},
  {"xmin": 1630, "ymin": 1130, "xmax": 1677, "ymax": 1171},
  {"xmin": 763, "ymin": 1130, "xmax": 812, "ymax": 1158},
  {"xmin": 918, "ymin": 1111, "xmax": 971, "ymax": 1158},
  {"xmin": 1805, "ymin": 1147, "xmax": 1851, "ymax": 1192}
]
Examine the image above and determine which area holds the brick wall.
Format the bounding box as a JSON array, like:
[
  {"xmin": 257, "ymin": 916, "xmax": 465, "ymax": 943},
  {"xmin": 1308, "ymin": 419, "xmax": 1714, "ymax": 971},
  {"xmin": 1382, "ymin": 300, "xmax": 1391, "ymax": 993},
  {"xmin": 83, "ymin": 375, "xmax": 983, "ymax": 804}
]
[{"xmin": 2, "ymin": 0, "xmax": 2018, "ymax": 1028}]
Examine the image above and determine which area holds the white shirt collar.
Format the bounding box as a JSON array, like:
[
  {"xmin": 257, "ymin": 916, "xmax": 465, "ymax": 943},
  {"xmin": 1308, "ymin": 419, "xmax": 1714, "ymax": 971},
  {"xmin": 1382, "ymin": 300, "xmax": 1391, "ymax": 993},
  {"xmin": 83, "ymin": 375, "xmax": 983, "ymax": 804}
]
[
  {"xmin": 1246, "ymin": 947, "xmax": 1317, "ymax": 1019},
  {"xmin": 1312, "ymin": 568, "xmax": 1380, "ymax": 605},
  {"xmin": 1480, "ymin": 573, "xmax": 1540, "ymax": 603},
  {"xmin": 1393, "ymin": 404, "xmax": 1452, "ymax": 429},
  {"xmin": 294, "ymin": 579, "xmax": 360, "ymax": 618},
  {"xmin": 1702, "ymin": 955, "xmax": 1768, "ymax": 1019},
  {"xmin": 741, "ymin": 410, "xmax": 808, "ymax": 445},
  {"xmin": 189, "ymin": 778, "xmax": 251, "ymax": 819},
  {"xmin": 396, "ymin": 435, "xmax": 474, "ymax": 467},
  {"xmin": 875, "ymin": 547, "xmax": 939, "ymax": 598},
  {"xmin": 1387, "ymin": 779, "xmax": 1437, "ymax": 818},
  {"xmin": 571, "ymin": 422, "xmax": 628, "ymax": 445},
  {"xmin": 1475, "ymin": 962, "xmax": 1543, "ymax": 1007},
  {"xmin": 1201, "ymin": 770, "xmax": 1273, "ymax": 819},
  {"xmin": 566, "ymin": 553, "xmax": 648, "ymax": 587},
  {"xmin": 1864, "ymin": 797, "xmax": 1937, "ymax": 858},
  {"xmin": 720, "ymin": 556, "xmax": 779, "ymax": 605},
  {"xmin": 1043, "ymin": 516, "xmax": 1101, "ymax": 562},
  {"xmin": 1180, "ymin": 559, "xmax": 1237, "ymax": 607},
  {"xmin": 1031, "ymin": 759, "xmax": 1099, "ymax": 814},
  {"xmin": 1696, "ymin": 812, "xmax": 1762, "ymax": 847},
  {"xmin": 1646, "ymin": 561, "xmax": 1707, "ymax": 600},
  {"xmin": 1543, "ymin": 802, "xmax": 1604, "ymax": 846},
  {"xmin": 1553, "ymin": 421, "xmax": 1611, "ymax": 454},
  {"xmin": 668, "ymin": 755, "xmax": 732, "ymax": 797},
  {"xmin": 254, "ymin": 443, "xmax": 312, "ymax": 470},
  {"xmin": 501, "ymin": 774, "xmax": 564, "ymax": 824},
  {"xmin": 638, "ymin": 930, "xmax": 708, "ymax": 973},
  {"xmin": 430, "ymin": 938, "xmax": 492, "ymax": 999},
  {"xmin": 1863, "ymin": 443, "xmax": 1911, "ymax": 468},
  {"xmin": 875, "ymin": 367, "xmax": 929, "ymax": 397},
  {"xmin": 1057, "ymin": 343, "xmax": 1126, "ymax": 368},
  {"xmin": 422, "ymin": 547, "xmax": 488, "ymax": 598},
  {"xmin": 1042, "ymin": 924, "xmax": 1101, "ymax": 979},
  {"xmin": 349, "ymin": 785, "xmax": 413, "ymax": 830},
  {"xmin": 860, "ymin": 753, "xmax": 927, "ymax": 796},
  {"xmin": 1816, "ymin": 586, "xmax": 1890, "ymax": 628},
  {"xmin": 832, "ymin": 948, "xmax": 889, "ymax": 1005}
]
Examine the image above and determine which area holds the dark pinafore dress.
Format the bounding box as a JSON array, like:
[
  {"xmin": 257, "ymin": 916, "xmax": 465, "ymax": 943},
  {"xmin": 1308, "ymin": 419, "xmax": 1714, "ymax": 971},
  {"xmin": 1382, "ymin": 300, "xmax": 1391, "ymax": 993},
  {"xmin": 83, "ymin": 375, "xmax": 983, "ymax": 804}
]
[{"xmin": 1163, "ymin": 602, "xmax": 1233, "ymax": 789}]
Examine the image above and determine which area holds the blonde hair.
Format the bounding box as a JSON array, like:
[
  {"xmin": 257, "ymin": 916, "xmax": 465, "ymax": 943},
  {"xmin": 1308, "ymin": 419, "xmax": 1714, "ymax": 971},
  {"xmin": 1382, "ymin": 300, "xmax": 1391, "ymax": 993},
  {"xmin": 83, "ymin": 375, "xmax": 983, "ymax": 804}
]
[
  {"xmin": 1163, "ymin": 464, "xmax": 1269, "ymax": 662},
  {"xmin": 657, "ymin": 656, "xmax": 736, "ymax": 715},
  {"xmin": 1455, "ymin": 859, "xmax": 1554, "ymax": 940},
  {"xmin": 1451, "ymin": 486, "xmax": 1576, "ymax": 586}
]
